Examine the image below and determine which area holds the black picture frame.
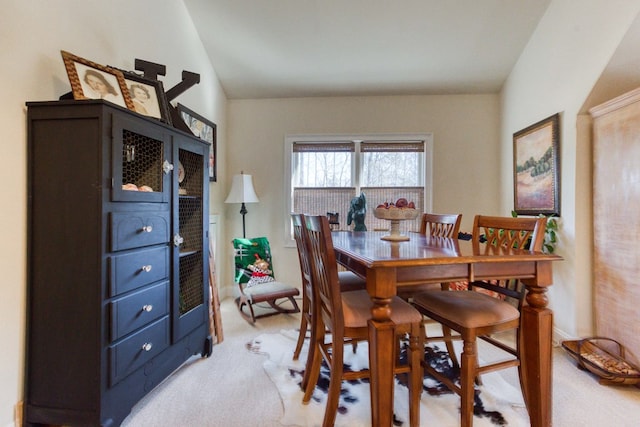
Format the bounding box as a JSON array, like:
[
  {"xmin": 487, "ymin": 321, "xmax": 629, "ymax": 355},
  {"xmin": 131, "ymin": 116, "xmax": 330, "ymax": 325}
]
[
  {"xmin": 176, "ymin": 103, "xmax": 217, "ymax": 182},
  {"xmin": 513, "ymin": 113, "xmax": 561, "ymax": 216},
  {"xmin": 120, "ymin": 71, "xmax": 172, "ymax": 125}
]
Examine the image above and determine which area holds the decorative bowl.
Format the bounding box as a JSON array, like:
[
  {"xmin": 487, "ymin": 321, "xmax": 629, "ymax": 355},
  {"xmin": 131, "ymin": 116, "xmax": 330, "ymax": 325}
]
[
  {"xmin": 373, "ymin": 208, "xmax": 419, "ymax": 241},
  {"xmin": 373, "ymin": 207, "xmax": 420, "ymax": 221}
]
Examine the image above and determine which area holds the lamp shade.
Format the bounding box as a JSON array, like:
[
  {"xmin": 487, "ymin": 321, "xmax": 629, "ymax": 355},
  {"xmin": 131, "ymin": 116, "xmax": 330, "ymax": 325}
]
[{"xmin": 225, "ymin": 173, "xmax": 259, "ymax": 204}]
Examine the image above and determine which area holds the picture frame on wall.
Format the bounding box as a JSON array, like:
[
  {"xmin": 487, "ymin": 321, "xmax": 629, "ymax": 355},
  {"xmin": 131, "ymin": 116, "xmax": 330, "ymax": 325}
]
[
  {"xmin": 513, "ymin": 113, "xmax": 561, "ymax": 216},
  {"xmin": 176, "ymin": 103, "xmax": 217, "ymax": 182},
  {"xmin": 120, "ymin": 70, "xmax": 172, "ymax": 125},
  {"xmin": 60, "ymin": 50, "xmax": 134, "ymax": 110}
]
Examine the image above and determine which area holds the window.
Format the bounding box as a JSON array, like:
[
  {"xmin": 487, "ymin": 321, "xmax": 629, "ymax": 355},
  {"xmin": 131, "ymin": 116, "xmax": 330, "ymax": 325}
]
[{"xmin": 285, "ymin": 134, "xmax": 433, "ymax": 245}]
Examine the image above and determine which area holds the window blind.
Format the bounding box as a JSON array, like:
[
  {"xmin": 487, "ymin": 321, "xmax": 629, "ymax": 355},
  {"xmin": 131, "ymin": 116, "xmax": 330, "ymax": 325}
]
[
  {"xmin": 360, "ymin": 141, "xmax": 424, "ymax": 152},
  {"xmin": 293, "ymin": 142, "xmax": 355, "ymax": 152}
]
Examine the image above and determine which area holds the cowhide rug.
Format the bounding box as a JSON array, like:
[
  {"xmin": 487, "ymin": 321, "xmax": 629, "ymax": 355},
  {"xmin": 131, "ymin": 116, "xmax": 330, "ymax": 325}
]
[{"xmin": 247, "ymin": 329, "xmax": 529, "ymax": 427}]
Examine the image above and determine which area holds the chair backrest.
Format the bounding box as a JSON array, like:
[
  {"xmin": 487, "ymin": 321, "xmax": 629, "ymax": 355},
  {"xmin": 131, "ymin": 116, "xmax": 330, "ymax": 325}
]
[
  {"xmin": 472, "ymin": 215, "xmax": 546, "ymax": 252},
  {"xmin": 291, "ymin": 213, "xmax": 313, "ymax": 298},
  {"xmin": 301, "ymin": 214, "xmax": 344, "ymax": 337},
  {"xmin": 470, "ymin": 215, "xmax": 547, "ymax": 303},
  {"xmin": 419, "ymin": 213, "xmax": 462, "ymax": 237},
  {"xmin": 326, "ymin": 211, "xmax": 339, "ymax": 226}
]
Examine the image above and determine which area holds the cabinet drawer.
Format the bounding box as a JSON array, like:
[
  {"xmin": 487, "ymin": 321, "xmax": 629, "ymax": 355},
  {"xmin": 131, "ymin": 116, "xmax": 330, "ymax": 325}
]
[
  {"xmin": 109, "ymin": 316, "xmax": 169, "ymax": 386},
  {"xmin": 110, "ymin": 281, "xmax": 169, "ymax": 340},
  {"xmin": 110, "ymin": 246, "xmax": 169, "ymax": 296},
  {"xmin": 110, "ymin": 211, "xmax": 170, "ymax": 251}
]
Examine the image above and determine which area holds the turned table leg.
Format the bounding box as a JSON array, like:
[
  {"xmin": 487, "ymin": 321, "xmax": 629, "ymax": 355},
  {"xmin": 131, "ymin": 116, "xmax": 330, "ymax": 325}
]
[
  {"xmin": 521, "ymin": 262, "xmax": 554, "ymax": 427},
  {"xmin": 367, "ymin": 268, "xmax": 397, "ymax": 427}
]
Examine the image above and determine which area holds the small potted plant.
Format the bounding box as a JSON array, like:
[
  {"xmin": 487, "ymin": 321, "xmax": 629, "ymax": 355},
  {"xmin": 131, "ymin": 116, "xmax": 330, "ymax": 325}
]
[{"xmin": 511, "ymin": 211, "xmax": 559, "ymax": 254}]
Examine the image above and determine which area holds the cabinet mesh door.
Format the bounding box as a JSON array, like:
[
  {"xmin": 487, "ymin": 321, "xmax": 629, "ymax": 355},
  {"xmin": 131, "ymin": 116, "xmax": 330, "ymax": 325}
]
[
  {"xmin": 121, "ymin": 129, "xmax": 164, "ymax": 192},
  {"xmin": 178, "ymin": 149, "xmax": 204, "ymax": 314}
]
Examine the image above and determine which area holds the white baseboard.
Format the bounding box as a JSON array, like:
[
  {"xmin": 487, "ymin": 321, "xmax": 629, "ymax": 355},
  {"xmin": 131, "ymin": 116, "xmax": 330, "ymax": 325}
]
[
  {"xmin": 553, "ymin": 326, "xmax": 576, "ymax": 347},
  {"xmin": 219, "ymin": 285, "xmax": 233, "ymax": 301}
]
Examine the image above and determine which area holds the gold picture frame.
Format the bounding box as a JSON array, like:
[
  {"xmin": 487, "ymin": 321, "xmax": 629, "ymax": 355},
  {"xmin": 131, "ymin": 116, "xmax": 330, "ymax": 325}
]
[
  {"xmin": 513, "ymin": 113, "xmax": 561, "ymax": 216},
  {"xmin": 61, "ymin": 50, "xmax": 134, "ymax": 110}
]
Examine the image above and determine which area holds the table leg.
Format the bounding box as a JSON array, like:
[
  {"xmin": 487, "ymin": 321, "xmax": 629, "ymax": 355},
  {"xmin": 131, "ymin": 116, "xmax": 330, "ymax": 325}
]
[
  {"xmin": 368, "ymin": 314, "xmax": 395, "ymax": 426},
  {"xmin": 367, "ymin": 269, "xmax": 397, "ymax": 427},
  {"xmin": 522, "ymin": 274, "xmax": 553, "ymax": 427}
]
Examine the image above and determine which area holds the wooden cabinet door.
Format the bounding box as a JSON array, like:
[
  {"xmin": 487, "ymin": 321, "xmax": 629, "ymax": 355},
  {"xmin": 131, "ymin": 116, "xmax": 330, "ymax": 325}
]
[{"xmin": 111, "ymin": 113, "xmax": 171, "ymax": 203}]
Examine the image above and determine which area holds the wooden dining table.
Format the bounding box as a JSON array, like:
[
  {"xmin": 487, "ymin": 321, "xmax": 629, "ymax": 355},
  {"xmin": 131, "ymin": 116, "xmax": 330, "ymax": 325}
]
[{"xmin": 331, "ymin": 230, "xmax": 562, "ymax": 427}]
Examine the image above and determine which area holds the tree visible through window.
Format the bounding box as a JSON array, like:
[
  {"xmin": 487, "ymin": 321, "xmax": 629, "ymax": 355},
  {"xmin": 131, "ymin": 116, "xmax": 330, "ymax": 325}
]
[{"xmin": 287, "ymin": 137, "xmax": 429, "ymax": 239}]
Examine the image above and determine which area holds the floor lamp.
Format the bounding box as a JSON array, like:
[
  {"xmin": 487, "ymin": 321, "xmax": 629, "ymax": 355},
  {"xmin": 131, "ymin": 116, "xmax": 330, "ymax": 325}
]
[{"xmin": 225, "ymin": 172, "xmax": 259, "ymax": 238}]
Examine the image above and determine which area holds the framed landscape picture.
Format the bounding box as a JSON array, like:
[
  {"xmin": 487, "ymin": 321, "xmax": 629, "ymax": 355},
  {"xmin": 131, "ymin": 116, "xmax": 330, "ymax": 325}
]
[
  {"xmin": 513, "ymin": 113, "xmax": 560, "ymax": 216},
  {"xmin": 176, "ymin": 103, "xmax": 217, "ymax": 182}
]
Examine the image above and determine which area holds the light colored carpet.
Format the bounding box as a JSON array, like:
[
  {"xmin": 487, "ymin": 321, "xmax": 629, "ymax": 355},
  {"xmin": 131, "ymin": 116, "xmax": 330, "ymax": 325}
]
[{"xmin": 122, "ymin": 297, "xmax": 640, "ymax": 426}]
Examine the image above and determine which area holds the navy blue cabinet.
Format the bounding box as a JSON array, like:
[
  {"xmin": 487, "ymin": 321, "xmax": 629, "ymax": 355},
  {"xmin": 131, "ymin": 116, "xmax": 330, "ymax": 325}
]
[{"xmin": 25, "ymin": 100, "xmax": 211, "ymax": 426}]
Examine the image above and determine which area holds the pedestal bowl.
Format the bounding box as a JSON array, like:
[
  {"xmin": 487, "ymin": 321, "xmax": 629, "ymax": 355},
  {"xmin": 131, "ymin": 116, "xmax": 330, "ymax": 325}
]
[{"xmin": 373, "ymin": 207, "xmax": 420, "ymax": 241}]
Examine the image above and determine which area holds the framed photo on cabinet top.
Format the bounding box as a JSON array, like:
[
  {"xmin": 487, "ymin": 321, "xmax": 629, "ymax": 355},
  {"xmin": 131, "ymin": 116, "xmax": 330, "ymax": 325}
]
[
  {"xmin": 513, "ymin": 113, "xmax": 560, "ymax": 216},
  {"xmin": 176, "ymin": 103, "xmax": 217, "ymax": 182},
  {"xmin": 60, "ymin": 50, "xmax": 134, "ymax": 110},
  {"xmin": 120, "ymin": 71, "xmax": 172, "ymax": 125}
]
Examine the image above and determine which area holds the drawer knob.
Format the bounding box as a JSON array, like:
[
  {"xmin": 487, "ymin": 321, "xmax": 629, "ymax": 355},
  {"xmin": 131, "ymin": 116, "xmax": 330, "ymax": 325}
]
[
  {"xmin": 141, "ymin": 225, "xmax": 153, "ymax": 233},
  {"xmin": 141, "ymin": 265, "xmax": 152, "ymax": 273},
  {"xmin": 173, "ymin": 234, "xmax": 184, "ymax": 247},
  {"xmin": 142, "ymin": 343, "xmax": 153, "ymax": 352},
  {"xmin": 142, "ymin": 304, "xmax": 153, "ymax": 312}
]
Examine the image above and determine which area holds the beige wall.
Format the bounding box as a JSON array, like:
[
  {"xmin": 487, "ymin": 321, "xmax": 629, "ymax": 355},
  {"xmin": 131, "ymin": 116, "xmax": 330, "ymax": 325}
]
[
  {"xmin": 500, "ymin": 0, "xmax": 640, "ymax": 340},
  {"xmin": 0, "ymin": 1, "xmax": 228, "ymax": 425},
  {"xmin": 224, "ymin": 95, "xmax": 501, "ymax": 290}
]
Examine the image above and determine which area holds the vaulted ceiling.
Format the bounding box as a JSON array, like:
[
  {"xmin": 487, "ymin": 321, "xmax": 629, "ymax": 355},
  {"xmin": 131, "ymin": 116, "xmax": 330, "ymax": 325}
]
[{"xmin": 183, "ymin": 0, "xmax": 552, "ymax": 99}]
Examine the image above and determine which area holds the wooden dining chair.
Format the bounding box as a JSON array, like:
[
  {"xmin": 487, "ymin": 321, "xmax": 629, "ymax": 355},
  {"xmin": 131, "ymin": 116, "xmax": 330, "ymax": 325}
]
[
  {"xmin": 395, "ymin": 212, "xmax": 462, "ymax": 372},
  {"xmin": 397, "ymin": 212, "xmax": 463, "ymax": 299},
  {"xmin": 290, "ymin": 213, "xmax": 366, "ymax": 391},
  {"xmin": 410, "ymin": 214, "xmax": 547, "ymax": 427},
  {"xmin": 300, "ymin": 214, "xmax": 424, "ymax": 427},
  {"xmin": 418, "ymin": 212, "xmax": 463, "ymax": 237}
]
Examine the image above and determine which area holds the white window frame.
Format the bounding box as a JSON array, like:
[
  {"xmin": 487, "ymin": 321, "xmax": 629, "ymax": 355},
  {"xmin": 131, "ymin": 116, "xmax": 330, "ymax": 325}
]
[{"xmin": 284, "ymin": 133, "xmax": 433, "ymax": 247}]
